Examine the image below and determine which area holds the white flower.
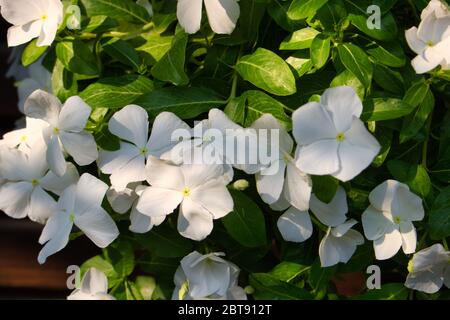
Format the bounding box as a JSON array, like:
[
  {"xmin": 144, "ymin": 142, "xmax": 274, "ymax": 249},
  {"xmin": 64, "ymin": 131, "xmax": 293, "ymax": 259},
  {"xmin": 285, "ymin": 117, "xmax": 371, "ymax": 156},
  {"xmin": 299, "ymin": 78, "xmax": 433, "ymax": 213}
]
[
  {"xmin": 137, "ymin": 0, "xmax": 153, "ymax": 17},
  {"xmin": 136, "ymin": 156, "xmax": 234, "ymax": 241},
  {"xmin": 172, "ymin": 251, "xmax": 246, "ymax": 300},
  {"xmin": 277, "ymin": 187, "xmax": 348, "ymax": 243},
  {"xmin": 106, "ymin": 184, "xmax": 164, "ymax": 234},
  {"xmin": 17, "ymin": 59, "xmax": 52, "ymax": 113},
  {"xmin": 405, "ymin": 243, "xmax": 450, "ymax": 294},
  {"xmin": 251, "ymin": 114, "xmax": 311, "ymax": 211},
  {"xmin": 293, "ymin": 86, "xmax": 380, "ymax": 182},
  {"xmin": 177, "ymin": 0, "xmax": 240, "ymax": 34},
  {"xmin": 98, "ymin": 106, "xmax": 190, "ymax": 191},
  {"xmin": 38, "ymin": 173, "xmax": 119, "ymax": 264},
  {"xmin": 67, "ymin": 268, "xmax": 115, "ymax": 300},
  {"xmin": 421, "ymin": 0, "xmax": 450, "ymax": 19},
  {"xmin": 6, "ymin": 46, "xmax": 28, "ymax": 81},
  {"xmin": 0, "ymin": 140, "xmax": 78, "ymax": 224},
  {"xmin": 362, "ymin": 180, "xmax": 424, "ymax": 260},
  {"xmin": 0, "ymin": 0, "xmax": 64, "ymax": 47},
  {"xmin": 2, "ymin": 117, "xmax": 47, "ymax": 152},
  {"xmin": 24, "ymin": 90, "xmax": 98, "ymax": 177},
  {"xmin": 405, "ymin": 11, "xmax": 450, "ymax": 74},
  {"xmin": 319, "ymin": 219, "xmax": 364, "ymax": 267}
]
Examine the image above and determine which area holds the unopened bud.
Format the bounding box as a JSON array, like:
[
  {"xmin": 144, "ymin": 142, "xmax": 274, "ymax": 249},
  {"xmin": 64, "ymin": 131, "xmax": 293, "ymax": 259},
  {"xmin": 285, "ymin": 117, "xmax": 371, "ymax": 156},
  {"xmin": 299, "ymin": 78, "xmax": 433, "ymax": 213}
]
[
  {"xmin": 244, "ymin": 285, "xmax": 255, "ymax": 295},
  {"xmin": 66, "ymin": 5, "xmax": 81, "ymax": 30},
  {"xmin": 233, "ymin": 179, "xmax": 249, "ymax": 191}
]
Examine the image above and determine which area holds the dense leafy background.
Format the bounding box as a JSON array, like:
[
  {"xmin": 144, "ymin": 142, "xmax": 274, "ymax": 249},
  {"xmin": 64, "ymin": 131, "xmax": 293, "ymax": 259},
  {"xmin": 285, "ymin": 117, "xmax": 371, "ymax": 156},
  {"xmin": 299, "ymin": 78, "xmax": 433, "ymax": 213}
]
[{"xmin": 22, "ymin": 0, "xmax": 450, "ymax": 300}]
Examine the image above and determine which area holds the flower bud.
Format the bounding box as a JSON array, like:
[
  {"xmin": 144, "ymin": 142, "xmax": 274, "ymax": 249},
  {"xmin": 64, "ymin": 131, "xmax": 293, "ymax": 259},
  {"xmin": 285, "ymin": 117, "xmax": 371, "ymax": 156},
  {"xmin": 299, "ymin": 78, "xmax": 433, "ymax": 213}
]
[
  {"xmin": 233, "ymin": 179, "xmax": 249, "ymax": 191},
  {"xmin": 66, "ymin": 5, "xmax": 81, "ymax": 30}
]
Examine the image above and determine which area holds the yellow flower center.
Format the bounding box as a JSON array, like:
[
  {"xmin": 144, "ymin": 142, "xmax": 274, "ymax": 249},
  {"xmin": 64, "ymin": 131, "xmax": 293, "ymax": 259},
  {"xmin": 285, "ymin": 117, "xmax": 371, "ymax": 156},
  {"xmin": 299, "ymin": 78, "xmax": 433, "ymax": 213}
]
[
  {"xmin": 336, "ymin": 132, "xmax": 346, "ymax": 142},
  {"xmin": 140, "ymin": 147, "xmax": 148, "ymax": 155},
  {"xmin": 426, "ymin": 40, "xmax": 434, "ymax": 47},
  {"xmin": 182, "ymin": 187, "xmax": 190, "ymax": 197},
  {"xmin": 394, "ymin": 216, "xmax": 402, "ymax": 224},
  {"xmin": 69, "ymin": 213, "xmax": 75, "ymax": 223},
  {"xmin": 31, "ymin": 179, "xmax": 40, "ymax": 187},
  {"xmin": 41, "ymin": 15, "xmax": 48, "ymax": 20},
  {"xmin": 20, "ymin": 135, "xmax": 28, "ymax": 142},
  {"xmin": 407, "ymin": 259, "xmax": 414, "ymax": 273},
  {"xmin": 53, "ymin": 127, "xmax": 60, "ymax": 135}
]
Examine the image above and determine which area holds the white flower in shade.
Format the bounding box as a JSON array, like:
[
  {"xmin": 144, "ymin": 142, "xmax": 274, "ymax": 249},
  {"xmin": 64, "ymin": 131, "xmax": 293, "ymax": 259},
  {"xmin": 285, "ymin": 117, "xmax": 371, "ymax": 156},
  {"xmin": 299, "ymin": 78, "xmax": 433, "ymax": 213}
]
[
  {"xmin": 293, "ymin": 86, "xmax": 380, "ymax": 182},
  {"xmin": 67, "ymin": 268, "xmax": 115, "ymax": 300},
  {"xmin": 0, "ymin": 0, "xmax": 64, "ymax": 47},
  {"xmin": 405, "ymin": 244, "xmax": 450, "ymax": 294},
  {"xmin": 6, "ymin": 46, "xmax": 28, "ymax": 81},
  {"xmin": 137, "ymin": 0, "xmax": 153, "ymax": 16},
  {"xmin": 38, "ymin": 173, "xmax": 119, "ymax": 264},
  {"xmin": 106, "ymin": 184, "xmax": 164, "ymax": 234},
  {"xmin": 24, "ymin": 90, "xmax": 98, "ymax": 177},
  {"xmin": 319, "ymin": 219, "xmax": 364, "ymax": 267},
  {"xmin": 405, "ymin": 11, "xmax": 450, "ymax": 74},
  {"xmin": 0, "ymin": 140, "xmax": 78, "ymax": 224},
  {"xmin": 177, "ymin": 0, "xmax": 240, "ymax": 35},
  {"xmin": 2, "ymin": 117, "xmax": 47, "ymax": 152},
  {"xmin": 421, "ymin": 0, "xmax": 450, "ymax": 19},
  {"xmin": 277, "ymin": 186, "xmax": 348, "ymax": 243},
  {"xmin": 172, "ymin": 251, "xmax": 246, "ymax": 300},
  {"xmin": 98, "ymin": 106, "xmax": 190, "ymax": 191},
  {"xmin": 17, "ymin": 59, "xmax": 52, "ymax": 113},
  {"xmin": 362, "ymin": 180, "xmax": 425, "ymax": 260},
  {"xmin": 251, "ymin": 114, "xmax": 311, "ymax": 211},
  {"xmin": 136, "ymin": 157, "xmax": 234, "ymax": 241}
]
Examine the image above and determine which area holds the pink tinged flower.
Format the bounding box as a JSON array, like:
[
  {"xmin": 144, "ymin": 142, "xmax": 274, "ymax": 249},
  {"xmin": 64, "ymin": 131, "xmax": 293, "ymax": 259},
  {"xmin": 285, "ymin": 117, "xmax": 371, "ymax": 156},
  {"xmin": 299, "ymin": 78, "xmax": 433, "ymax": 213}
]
[
  {"xmin": 24, "ymin": 90, "xmax": 98, "ymax": 177},
  {"xmin": 0, "ymin": 0, "xmax": 64, "ymax": 47},
  {"xmin": 362, "ymin": 180, "xmax": 425, "ymax": 260},
  {"xmin": 38, "ymin": 173, "xmax": 119, "ymax": 264},
  {"xmin": 98, "ymin": 105, "xmax": 191, "ymax": 192},
  {"xmin": 136, "ymin": 156, "xmax": 234, "ymax": 241},
  {"xmin": 293, "ymin": 86, "xmax": 381, "ymax": 182}
]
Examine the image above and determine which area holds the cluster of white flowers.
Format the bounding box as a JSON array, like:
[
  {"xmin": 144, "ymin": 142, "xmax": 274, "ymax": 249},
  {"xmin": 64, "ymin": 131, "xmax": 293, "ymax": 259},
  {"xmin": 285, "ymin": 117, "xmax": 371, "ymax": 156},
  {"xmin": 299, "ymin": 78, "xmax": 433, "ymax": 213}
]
[{"xmin": 406, "ymin": 0, "xmax": 450, "ymax": 74}]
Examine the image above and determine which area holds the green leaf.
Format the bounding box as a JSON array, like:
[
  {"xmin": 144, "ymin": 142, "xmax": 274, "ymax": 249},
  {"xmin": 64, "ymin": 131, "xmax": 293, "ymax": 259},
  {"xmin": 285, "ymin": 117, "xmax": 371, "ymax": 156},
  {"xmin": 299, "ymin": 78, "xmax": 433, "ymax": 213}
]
[
  {"xmin": 22, "ymin": 39, "xmax": 48, "ymax": 67},
  {"xmin": 373, "ymin": 128, "xmax": 393, "ymax": 167},
  {"xmin": 268, "ymin": 0, "xmax": 302, "ymax": 32},
  {"xmin": 136, "ymin": 34, "xmax": 173, "ymax": 65},
  {"xmin": 151, "ymin": 32, "xmax": 189, "ymax": 86},
  {"xmin": 280, "ymin": 28, "xmax": 320, "ymax": 50},
  {"xmin": 102, "ymin": 38, "xmax": 142, "ymax": 71},
  {"xmin": 310, "ymin": 34, "xmax": 330, "ymax": 69},
  {"xmin": 224, "ymin": 95, "xmax": 246, "ymax": 126},
  {"xmin": 56, "ymin": 40, "xmax": 99, "ymax": 76},
  {"xmin": 366, "ymin": 42, "xmax": 406, "ymax": 68},
  {"xmin": 239, "ymin": 0, "xmax": 268, "ymax": 41},
  {"xmin": 135, "ymin": 86, "xmax": 226, "ymax": 119},
  {"xmin": 354, "ymin": 283, "xmax": 408, "ymax": 300},
  {"xmin": 135, "ymin": 276, "xmax": 157, "ymax": 300},
  {"xmin": 79, "ymin": 75, "xmax": 154, "ymax": 109},
  {"xmin": 311, "ymin": 175, "xmax": 339, "ymax": 203},
  {"xmin": 269, "ymin": 262, "xmax": 311, "ymax": 282},
  {"xmin": 349, "ymin": 12, "xmax": 398, "ymax": 41},
  {"xmin": 387, "ymin": 160, "xmax": 432, "ymax": 198},
  {"xmin": 135, "ymin": 223, "xmax": 193, "ymax": 258},
  {"xmin": 80, "ymin": 0, "xmax": 151, "ymax": 24},
  {"xmin": 373, "ymin": 65, "xmax": 405, "ymax": 95},
  {"xmin": 236, "ymin": 48, "xmax": 297, "ymax": 96},
  {"xmin": 249, "ymin": 273, "xmax": 313, "ymax": 300},
  {"xmin": 400, "ymin": 90, "xmax": 434, "ymax": 143},
  {"xmin": 52, "ymin": 60, "xmax": 78, "ymax": 102},
  {"xmin": 94, "ymin": 123, "xmax": 121, "ymax": 151},
  {"xmin": 337, "ymin": 43, "xmax": 373, "ymax": 88},
  {"xmin": 362, "ymin": 98, "xmax": 414, "ymax": 121},
  {"xmin": 107, "ymin": 240, "xmax": 135, "ymax": 278},
  {"xmin": 330, "ymin": 70, "xmax": 365, "ymax": 100},
  {"xmin": 308, "ymin": 261, "xmax": 336, "ymax": 298},
  {"xmin": 222, "ymin": 190, "xmax": 267, "ymax": 248},
  {"xmin": 429, "ymin": 186, "xmax": 450, "ymax": 239},
  {"xmin": 286, "ymin": 51, "xmax": 314, "ymax": 78},
  {"xmin": 243, "ymin": 90, "xmax": 292, "ymax": 130},
  {"xmin": 288, "ymin": 0, "xmax": 328, "ymax": 20},
  {"xmin": 82, "ymin": 15, "xmax": 118, "ymax": 33},
  {"xmin": 403, "ymin": 80, "xmax": 430, "ymax": 109},
  {"xmin": 316, "ymin": 0, "xmax": 348, "ymax": 32}
]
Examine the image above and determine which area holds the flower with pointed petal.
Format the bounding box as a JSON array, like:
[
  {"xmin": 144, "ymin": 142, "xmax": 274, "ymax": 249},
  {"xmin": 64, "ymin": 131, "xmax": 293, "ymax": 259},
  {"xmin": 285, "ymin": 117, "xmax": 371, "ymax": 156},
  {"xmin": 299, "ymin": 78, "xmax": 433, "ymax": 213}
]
[
  {"xmin": 405, "ymin": 11, "xmax": 450, "ymax": 74},
  {"xmin": 319, "ymin": 219, "xmax": 364, "ymax": 267},
  {"xmin": 251, "ymin": 114, "xmax": 311, "ymax": 210},
  {"xmin": 0, "ymin": 0, "xmax": 64, "ymax": 47},
  {"xmin": 67, "ymin": 268, "xmax": 115, "ymax": 300},
  {"xmin": 136, "ymin": 156, "xmax": 233, "ymax": 241},
  {"xmin": 38, "ymin": 173, "xmax": 119, "ymax": 264},
  {"xmin": 17, "ymin": 59, "xmax": 52, "ymax": 112},
  {"xmin": 362, "ymin": 180, "xmax": 424, "ymax": 260},
  {"xmin": 177, "ymin": 0, "xmax": 240, "ymax": 35},
  {"xmin": 293, "ymin": 86, "xmax": 380, "ymax": 182},
  {"xmin": 405, "ymin": 243, "xmax": 450, "ymax": 294},
  {"xmin": 2, "ymin": 117, "xmax": 47, "ymax": 152},
  {"xmin": 277, "ymin": 186, "xmax": 349, "ymax": 243},
  {"xmin": 172, "ymin": 251, "xmax": 246, "ymax": 300},
  {"xmin": 99, "ymin": 106, "xmax": 191, "ymax": 191},
  {"xmin": 24, "ymin": 90, "xmax": 98, "ymax": 177},
  {"xmin": 0, "ymin": 140, "xmax": 78, "ymax": 224}
]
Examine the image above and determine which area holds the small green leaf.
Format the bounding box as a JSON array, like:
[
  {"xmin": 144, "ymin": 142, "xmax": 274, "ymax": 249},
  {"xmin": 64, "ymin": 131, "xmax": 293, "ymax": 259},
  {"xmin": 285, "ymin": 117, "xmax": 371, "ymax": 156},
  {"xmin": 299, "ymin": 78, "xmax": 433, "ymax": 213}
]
[
  {"xmin": 400, "ymin": 90, "xmax": 434, "ymax": 143},
  {"xmin": 330, "ymin": 70, "xmax": 365, "ymax": 100},
  {"xmin": 311, "ymin": 175, "xmax": 339, "ymax": 203},
  {"xmin": 288, "ymin": 0, "xmax": 328, "ymax": 20},
  {"xmin": 362, "ymin": 98, "xmax": 414, "ymax": 121},
  {"xmin": 366, "ymin": 42, "xmax": 406, "ymax": 68},
  {"xmin": 354, "ymin": 283, "xmax": 408, "ymax": 300},
  {"xmin": 236, "ymin": 48, "xmax": 297, "ymax": 96},
  {"xmin": 80, "ymin": 0, "xmax": 151, "ymax": 24},
  {"xmin": 136, "ymin": 34, "xmax": 173, "ymax": 65},
  {"xmin": 102, "ymin": 38, "xmax": 142, "ymax": 72},
  {"xmin": 22, "ymin": 39, "xmax": 48, "ymax": 67},
  {"xmin": 337, "ymin": 43, "xmax": 373, "ymax": 88},
  {"xmin": 249, "ymin": 273, "xmax": 313, "ymax": 300},
  {"xmin": 387, "ymin": 160, "xmax": 432, "ymax": 198},
  {"xmin": 310, "ymin": 34, "xmax": 330, "ymax": 69},
  {"xmin": 222, "ymin": 190, "xmax": 267, "ymax": 248},
  {"xmin": 403, "ymin": 80, "xmax": 430, "ymax": 109},
  {"xmin": 52, "ymin": 60, "xmax": 78, "ymax": 102},
  {"xmin": 286, "ymin": 51, "xmax": 314, "ymax": 78},
  {"xmin": 269, "ymin": 262, "xmax": 311, "ymax": 282},
  {"xmin": 429, "ymin": 186, "xmax": 450, "ymax": 239},
  {"xmin": 56, "ymin": 40, "xmax": 99, "ymax": 76},
  {"xmin": 82, "ymin": 15, "xmax": 118, "ymax": 33},
  {"xmin": 349, "ymin": 12, "xmax": 398, "ymax": 41},
  {"xmin": 280, "ymin": 28, "xmax": 320, "ymax": 50}
]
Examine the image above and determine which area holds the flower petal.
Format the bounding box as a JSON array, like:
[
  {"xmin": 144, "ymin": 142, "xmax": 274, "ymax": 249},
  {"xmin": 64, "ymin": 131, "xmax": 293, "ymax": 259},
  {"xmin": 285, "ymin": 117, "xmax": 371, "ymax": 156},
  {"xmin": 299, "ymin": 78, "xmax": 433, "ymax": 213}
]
[
  {"xmin": 177, "ymin": 0, "xmax": 203, "ymax": 34},
  {"xmin": 74, "ymin": 173, "xmax": 108, "ymax": 214},
  {"xmin": 24, "ymin": 90, "xmax": 61, "ymax": 126},
  {"xmin": 40, "ymin": 162, "xmax": 79, "ymax": 196},
  {"xmin": 38, "ymin": 211, "xmax": 72, "ymax": 264},
  {"xmin": 145, "ymin": 156, "xmax": 185, "ymax": 190},
  {"xmin": 178, "ymin": 198, "xmax": 214, "ymax": 241},
  {"xmin": 319, "ymin": 229, "xmax": 340, "ymax": 267},
  {"xmin": 0, "ymin": 181, "xmax": 32, "ymax": 219},
  {"xmin": 60, "ymin": 131, "xmax": 98, "ymax": 166},
  {"xmin": 283, "ymin": 161, "xmax": 312, "ymax": 211},
  {"xmin": 136, "ymin": 186, "xmax": 183, "ymax": 217},
  {"xmin": 204, "ymin": 0, "xmax": 240, "ymax": 34},
  {"xmin": 109, "ymin": 105, "xmax": 149, "ymax": 148},
  {"xmin": 277, "ymin": 207, "xmax": 313, "ymax": 243},
  {"xmin": 310, "ymin": 187, "xmax": 348, "ymax": 227},
  {"xmin": 109, "ymin": 154, "xmax": 146, "ymax": 191},
  {"xmin": 399, "ymin": 221, "xmax": 417, "ymax": 254},
  {"xmin": 7, "ymin": 20, "xmax": 42, "ymax": 47},
  {"xmin": 47, "ymin": 135, "xmax": 66, "ymax": 177},
  {"xmin": 256, "ymin": 160, "xmax": 286, "ymax": 205},
  {"xmin": 80, "ymin": 268, "xmax": 108, "ymax": 295},
  {"xmin": 405, "ymin": 27, "xmax": 426, "ymax": 55},
  {"xmin": 373, "ymin": 228, "xmax": 402, "ymax": 260},
  {"xmin": 296, "ymin": 140, "xmax": 340, "ymax": 176},
  {"xmin": 58, "ymin": 96, "xmax": 91, "ymax": 132},
  {"xmin": 98, "ymin": 142, "xmax": 139, "ymax": 174},
  {"xmin": 75, "ymin": 207, "xmax": 119, "ymax": 248},
  {"xmin": 29, "ymin": 187, "xmax": 57, "ymax": 224},
  {"xmin": 361, "ymin": 205, "xmax": 394, "ymax": 240},
  {"xmin": 190, "ymin": 179, "xmax": 234, "ymax": 219}
]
